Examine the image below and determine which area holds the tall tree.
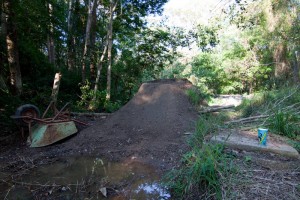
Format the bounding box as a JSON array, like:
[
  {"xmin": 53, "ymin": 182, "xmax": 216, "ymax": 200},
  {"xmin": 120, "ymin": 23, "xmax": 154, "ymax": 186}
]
[
  {"xmin": 89, "ymin": 0, "xmax": 98, "ymax": 81},
  {"xmin": 0, "ymin": 1, "xmax": 7, "ymax": 91},
  {"xmin": 67, "ymin": 0, "xmax": 75, "ymax": 70},
  {"xmin": 4, "ymin": 0, "xmax": 22, "ymax": 95},
  {"xmin": 47, "ymin": 2, "xmax": 56, "ymax": 66},
  {"xmin": 106, "ymin": 0, "xmax": 118, "ymax": 101},
  {"xmin": 82, "ymin": 0, "xmax": 97, "ymax": 82},
  {"xmin": 293, "ymin": 51, "xmax": 299, "ymax": 83}
]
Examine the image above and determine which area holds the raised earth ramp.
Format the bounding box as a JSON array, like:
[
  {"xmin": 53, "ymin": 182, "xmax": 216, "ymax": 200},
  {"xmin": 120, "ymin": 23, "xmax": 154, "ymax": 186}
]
[{"xmin": 62, "ymin": 79, "xmax": 199, "ymax": 170}]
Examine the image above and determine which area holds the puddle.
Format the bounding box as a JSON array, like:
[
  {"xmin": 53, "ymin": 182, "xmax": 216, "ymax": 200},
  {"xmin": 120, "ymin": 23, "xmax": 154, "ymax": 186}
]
[
  {"xmin": 0, "ymin": 157, "xmax": 170, "ymax": 199},
  {"xmin": 133, "ymin": 182, "xmax": 171, "ymax": 199}
]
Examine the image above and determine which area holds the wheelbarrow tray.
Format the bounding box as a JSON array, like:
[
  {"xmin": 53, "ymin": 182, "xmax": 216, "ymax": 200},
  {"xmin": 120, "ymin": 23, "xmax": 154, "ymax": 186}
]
[{"xmin": 30, "ymin": 121, "xmax": 78, "ymax": 147}]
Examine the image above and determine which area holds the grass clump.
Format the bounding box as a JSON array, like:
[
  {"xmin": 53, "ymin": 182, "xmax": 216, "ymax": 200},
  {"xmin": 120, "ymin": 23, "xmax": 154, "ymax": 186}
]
[
  {"xmin": 186, "ymin": 87, "xmax": 211, "ymax": 107},
  {"xmin": 163, "ymin": 114, "xmax": 233, "ymax": 199},
  {"xmin": 236, "ymin": 86, "xmax": 300, "ymax": 140},
  {"xmin": 268, "ymin": 110, "xmax": 299, "ymax": 139},
  {"xmin": 164, "ymin": 143, "xmax": 225, "ymax": 199}
]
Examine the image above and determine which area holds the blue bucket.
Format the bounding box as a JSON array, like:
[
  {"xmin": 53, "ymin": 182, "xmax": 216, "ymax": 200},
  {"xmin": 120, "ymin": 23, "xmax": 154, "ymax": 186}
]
[{"xmin": 258, "ymin": 128, "xmax": 268, "ymax": 146}]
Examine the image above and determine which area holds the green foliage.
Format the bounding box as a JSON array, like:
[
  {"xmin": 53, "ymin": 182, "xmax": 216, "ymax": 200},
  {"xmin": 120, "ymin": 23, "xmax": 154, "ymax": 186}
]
[
  {"xmin": 197, "ymin": 24, "xmax": 219, "ymax": 52},
  {"xmin": 186, "ymin": 88, "xmax": 210, "ymax": 106},
  {"xmin": 237, "ymin": 86, "xmax": 300, "ymax": 139},
  {"xmin": 223, "ymin": 42, "xmax": 247, "ymax": 59},
  {"xmin": 288, "ymin": 140, "xmax": 300, "ymax": 152},
  {"xmin": 189, "ymin": 114, "xmax": 227, "ymax": 147},
  {"xmin": 76, "ymin": 81, "xmax": 122, "ymax": 112},
  {"xmin": 164, "ymin": 144, "xmax": 225, "ymax": 199},
  {"xmin": 186, "ymin": 53, "xmax": 227, "ymax": 94},
  {"xmin": 226, "ymin": 0, "xmax": 300, "ymax": 86},
  {"xmin": 268, "ymin": 111, "xmax": 299, "ymax": 139},
  {"xmin": 77, "ymin": 81, "xmax": 106, "ymax": 111},
  {"xmin": 185, "ymin": 0, "xmax": 299, "ymax": 95},
  {"xmin": 160, "ymin": 62, "xmax": 186, "ymax": 79},
  {"xmin": 237, "ymin": 92, "xmax": 271, "ymax": 117},
  {"xmin": 0, "ymin": 0, "xmax": 171, "ymax": 107},
  {"xmin": 163, "ymin": 114, "xmax": 232, "ymax": 199},
  {"xmin": 104, "ymin": 100, "xmax": 122, "ymax": 113}
]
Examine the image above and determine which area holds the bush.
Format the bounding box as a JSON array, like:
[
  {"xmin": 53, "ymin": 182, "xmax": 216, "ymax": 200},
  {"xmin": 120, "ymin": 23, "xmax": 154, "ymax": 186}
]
[
  {"xmin": 186, "ymin": 88, "xmax": 211, "ymax": 106},
  {"xmin": 77, "ymin": 81, "xmax": 106, "ymax": 111},
  {"xmin": 104, "ymin": 100, "xmax": 122, "ymax": 113}
]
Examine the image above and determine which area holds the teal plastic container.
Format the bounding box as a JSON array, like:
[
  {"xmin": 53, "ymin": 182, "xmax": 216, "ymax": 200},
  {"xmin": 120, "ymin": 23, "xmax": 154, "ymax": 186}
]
[{"xmin": 258, "ymin": 128, "xmax": 268, "ymax": 146}]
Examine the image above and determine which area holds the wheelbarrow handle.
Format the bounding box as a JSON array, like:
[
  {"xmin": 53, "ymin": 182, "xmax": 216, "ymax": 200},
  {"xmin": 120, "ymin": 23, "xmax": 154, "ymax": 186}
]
[
  {"xmin": 72, "ymin": 119, "xmax": 90, "ymax": 126},
  {"xmin": 10, "ymin": 115, "xmax": 47, "ymax": 123},
  {"xmin": 51, "ymin": 102, "xmax": 70, "ymax": 121}
]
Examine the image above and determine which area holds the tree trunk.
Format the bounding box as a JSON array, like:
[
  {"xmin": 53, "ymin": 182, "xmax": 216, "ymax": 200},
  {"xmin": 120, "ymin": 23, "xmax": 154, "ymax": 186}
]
[
  {"xmin": 51, "ymin": 73, "xmax": 62, "ymax": 109},
  {"xmin": 1, "ymin": 7, "xmax": 7, "ymax": 89},
  {"xmin": 93, "ymin": 44, "xmax": 107, "ymax": 102},
  {"xmin": 47, "ymin": 3, "xmax": 56, "ymax": 66},
  {"xmin": 0, "ymin": 4, "xmax": 7, "ymax": 84},
  {"xmin": 89, "ymin": 0, "xmax": 97, "ymax": 82},
  {"xmin": 293, "ymin": 51, "xmax": 299, "ymax": 84},
  {"xmin": 4, "ymin": 0, "xmax": 22, "ymax": 95},
  {"xmin": 274, "ymin": 44, "xmax": 290, "ymax": 80},
  {"xmin": 106, "ymin": 0, "xmax": 118, "ymax": 101},
  {"xmin": 67, "ymin": 0, "xmax": 75, "ymax": 70},
  {"xmin": 81, "ymin": 0, "xmax": 97, "ymax": 82}
]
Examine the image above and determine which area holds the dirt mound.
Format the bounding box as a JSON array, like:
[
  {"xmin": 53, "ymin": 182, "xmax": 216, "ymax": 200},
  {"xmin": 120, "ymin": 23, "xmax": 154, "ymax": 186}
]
[
  {"xmin": 62, "ymin": 79, "xmax": 198, "ymax": 170},
  {"xmin": 0, "ymin": 79, "xmax": 198, "ymax": 172}
]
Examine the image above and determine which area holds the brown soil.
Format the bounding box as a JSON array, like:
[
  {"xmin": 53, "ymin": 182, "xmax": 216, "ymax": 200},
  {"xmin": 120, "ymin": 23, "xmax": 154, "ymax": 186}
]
[{"xmin": 0, "ymin": 79, "xmax": 198, "ymax": 172}]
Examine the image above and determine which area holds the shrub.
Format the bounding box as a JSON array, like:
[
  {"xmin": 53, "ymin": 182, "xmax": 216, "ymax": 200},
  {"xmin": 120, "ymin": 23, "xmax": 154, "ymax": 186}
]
[
  {"xmin": 77, "ymin": 81, "xmax": 106, "ymax": 111},
  {"xmin": 186, "ymin": 88, "xmax": 211, "ymax": 106}
]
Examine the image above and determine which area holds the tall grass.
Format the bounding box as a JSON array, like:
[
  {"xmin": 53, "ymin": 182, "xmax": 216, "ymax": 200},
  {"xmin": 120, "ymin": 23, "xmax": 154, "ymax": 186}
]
[
  {"xmin": 186, "ymin": 88, "xmax": 211, "ymax": 107},
  {"xmin": 236, "ymin": 86, "xmax": 300, "ymax": 140},
  {"xmin": 163, "ymin": 114, "xmax": 233, "ymax": 199}
]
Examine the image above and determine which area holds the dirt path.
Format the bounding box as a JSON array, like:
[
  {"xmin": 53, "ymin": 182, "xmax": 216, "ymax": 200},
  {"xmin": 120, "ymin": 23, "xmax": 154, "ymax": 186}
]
[{"xmin": 0, "ymin": 79, "xmax": 198, "ymax": 172}]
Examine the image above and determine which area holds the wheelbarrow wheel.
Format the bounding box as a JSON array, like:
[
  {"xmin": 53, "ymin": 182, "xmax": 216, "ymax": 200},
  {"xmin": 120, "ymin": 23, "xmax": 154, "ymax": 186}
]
[{"xmin": 14, "ymin": 104, "xmax": 40, "ymax": 126}]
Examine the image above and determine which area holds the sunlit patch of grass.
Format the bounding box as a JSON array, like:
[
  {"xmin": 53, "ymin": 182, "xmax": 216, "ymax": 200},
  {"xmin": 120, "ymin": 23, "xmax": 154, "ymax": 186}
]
[
  {"xmin": 235, "ymin": 86, "xmax": 300, "ymax": 140},
  {"xmin": 186, "ymin": 88, "xmax": 211, "ymax": 107}
]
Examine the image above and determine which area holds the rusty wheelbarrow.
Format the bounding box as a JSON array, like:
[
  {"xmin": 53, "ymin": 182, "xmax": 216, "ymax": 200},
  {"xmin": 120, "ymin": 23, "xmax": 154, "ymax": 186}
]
[
  {"xmin": 11, "ymin": 73, "xmax": 88, "ymax": 147},
  {"xmin": 11, "ymin": 101, "xmax": 88, "ymax": 148}
]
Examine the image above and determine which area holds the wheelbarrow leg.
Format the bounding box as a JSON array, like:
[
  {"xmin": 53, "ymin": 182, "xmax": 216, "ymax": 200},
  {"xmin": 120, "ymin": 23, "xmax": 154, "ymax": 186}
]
[
  {"xmin": 21, "ymin": 127, "xmax": 24, "ymax": 138},
  {"xmin": 28, "ymin": 122, "xmax": 32, "ymax": 142}
]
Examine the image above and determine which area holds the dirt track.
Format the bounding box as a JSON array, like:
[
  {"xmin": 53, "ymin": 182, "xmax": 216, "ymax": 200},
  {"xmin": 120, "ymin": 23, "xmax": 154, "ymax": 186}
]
[{"xmin": 0, "ymin": 79, "xmax": 199, "ymax": 172}]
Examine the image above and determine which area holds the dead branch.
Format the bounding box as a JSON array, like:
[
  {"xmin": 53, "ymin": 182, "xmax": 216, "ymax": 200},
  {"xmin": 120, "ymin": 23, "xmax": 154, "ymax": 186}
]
[
  {"xmin": 70, "ymin": 112, "xmax": 111, "ymax": 117},
  {"xmin": 199, "ymin": 105, "xmax": 235, "ymax": 114},
  {"xmin": 225, "ymin": 115, "xmax": 269, "ymax": 124}
]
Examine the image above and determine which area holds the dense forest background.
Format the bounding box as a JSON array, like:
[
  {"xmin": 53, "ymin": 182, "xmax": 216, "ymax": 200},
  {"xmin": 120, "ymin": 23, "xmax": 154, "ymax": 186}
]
[{"xmin": 0, "ymin": 0, "xmax": 299, "ymax": 125}]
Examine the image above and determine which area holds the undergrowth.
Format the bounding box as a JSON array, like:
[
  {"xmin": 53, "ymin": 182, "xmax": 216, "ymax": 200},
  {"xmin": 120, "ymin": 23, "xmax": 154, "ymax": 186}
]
[
  {"xmin": 186, "ymin": 87, "xmax": 211, "ymax": 107},
  {"xmin": 236, "ymin": 86, "xmax": 300, "ymax": 140},
  {"xmin": 165, "ymin": 85, "xmax": 300, "ymax": 199},
  {"xmin": 163, "ymin": 114, "xmax": 234, "ymax": 199}
]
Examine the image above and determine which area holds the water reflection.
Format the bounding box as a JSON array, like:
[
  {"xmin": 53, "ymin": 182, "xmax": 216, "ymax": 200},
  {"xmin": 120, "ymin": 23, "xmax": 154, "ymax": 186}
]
[
  {"xmin": 134, "ymin": 182, "xmax": 171, "ymax": 199},
  {"xmin": 0, "ymin": 157, "xmax": 171, "ymax": 200}
]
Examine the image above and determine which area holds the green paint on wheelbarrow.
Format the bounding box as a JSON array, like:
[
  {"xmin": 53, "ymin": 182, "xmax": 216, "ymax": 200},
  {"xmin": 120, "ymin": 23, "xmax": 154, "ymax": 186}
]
[{"xmin": 30, "ymin": 121, "xmax": 78, "ymax": 147}]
